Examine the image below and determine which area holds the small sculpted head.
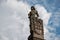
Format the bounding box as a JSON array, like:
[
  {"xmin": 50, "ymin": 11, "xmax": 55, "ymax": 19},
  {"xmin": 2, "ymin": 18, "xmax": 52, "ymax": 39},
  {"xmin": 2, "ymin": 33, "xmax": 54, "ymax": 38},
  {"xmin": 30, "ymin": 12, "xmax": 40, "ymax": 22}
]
[{"xmin": 31, "ymin": 6, "xmax": 35, "ymax": 10}]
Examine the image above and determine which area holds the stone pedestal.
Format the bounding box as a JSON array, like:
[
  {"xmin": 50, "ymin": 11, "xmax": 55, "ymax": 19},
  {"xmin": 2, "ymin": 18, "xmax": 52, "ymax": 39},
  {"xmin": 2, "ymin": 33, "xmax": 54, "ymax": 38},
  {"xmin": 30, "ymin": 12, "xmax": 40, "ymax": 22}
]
[{"xmin": 28, "ymin": 18, "xmax": 44, "ymax": 40}]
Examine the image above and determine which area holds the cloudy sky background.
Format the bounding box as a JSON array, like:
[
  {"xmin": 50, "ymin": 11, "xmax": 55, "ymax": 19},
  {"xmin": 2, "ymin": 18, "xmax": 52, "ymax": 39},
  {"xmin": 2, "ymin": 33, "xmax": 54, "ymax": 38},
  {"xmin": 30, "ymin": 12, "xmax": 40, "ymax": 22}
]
[{"xmin": 0, "ymin": 0, "xmax": 60, "ymax": 40}]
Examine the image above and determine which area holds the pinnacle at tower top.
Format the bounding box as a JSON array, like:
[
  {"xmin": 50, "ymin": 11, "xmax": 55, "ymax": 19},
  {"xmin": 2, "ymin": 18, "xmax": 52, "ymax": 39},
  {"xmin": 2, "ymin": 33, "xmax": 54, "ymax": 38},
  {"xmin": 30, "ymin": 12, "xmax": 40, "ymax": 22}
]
[{"xmin": 28, "ymin": 6, "xmax": 44, "ymax": 40}]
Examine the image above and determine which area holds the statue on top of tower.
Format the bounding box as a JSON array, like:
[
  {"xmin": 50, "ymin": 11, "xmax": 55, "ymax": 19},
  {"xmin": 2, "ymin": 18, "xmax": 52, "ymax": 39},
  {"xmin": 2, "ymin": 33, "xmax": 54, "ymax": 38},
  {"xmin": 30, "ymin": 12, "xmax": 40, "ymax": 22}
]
[
  {"xmin": 28, "ymin": 6, "xmax": 39, "ymax": 32},
  {"xmin": 28, "ymin": 6, "xmax": 44, "ymax": 40}
]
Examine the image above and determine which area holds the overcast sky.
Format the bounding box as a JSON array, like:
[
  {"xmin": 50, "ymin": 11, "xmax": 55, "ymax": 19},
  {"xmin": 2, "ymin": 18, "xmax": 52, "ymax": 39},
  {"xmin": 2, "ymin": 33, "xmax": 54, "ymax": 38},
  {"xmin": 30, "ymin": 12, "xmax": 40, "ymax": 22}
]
[{"xmin": 0, "ymin": 0, "xmax": 60, "ymax": 40}]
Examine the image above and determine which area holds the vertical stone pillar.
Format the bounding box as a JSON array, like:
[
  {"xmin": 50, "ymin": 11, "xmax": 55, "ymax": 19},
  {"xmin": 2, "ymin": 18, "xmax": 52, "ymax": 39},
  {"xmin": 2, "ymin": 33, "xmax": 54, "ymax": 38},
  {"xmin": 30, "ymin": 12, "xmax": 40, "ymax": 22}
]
[
  {"xmin": 28, "ymin": 6, "xmax": 44, "ymax": 40},
  {"xmin": 28, "ymin": 17, "xmax": 44, "ymax": 40}
]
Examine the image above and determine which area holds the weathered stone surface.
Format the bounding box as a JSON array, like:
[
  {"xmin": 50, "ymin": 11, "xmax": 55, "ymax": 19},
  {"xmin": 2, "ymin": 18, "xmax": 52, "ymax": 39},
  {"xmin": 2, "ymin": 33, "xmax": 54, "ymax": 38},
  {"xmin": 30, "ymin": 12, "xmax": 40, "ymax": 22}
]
[{"xmin": 28, "ymin": 6, "xmax": 44, "ymax": 40}]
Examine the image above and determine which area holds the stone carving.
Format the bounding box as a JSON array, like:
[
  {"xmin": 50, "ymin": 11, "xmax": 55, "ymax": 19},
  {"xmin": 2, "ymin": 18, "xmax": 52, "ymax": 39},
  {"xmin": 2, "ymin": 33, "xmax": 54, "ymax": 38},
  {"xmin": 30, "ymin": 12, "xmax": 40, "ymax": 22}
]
[{"xmin": 28, "ymin": 6, "xmax": 44, "ymax": 40}]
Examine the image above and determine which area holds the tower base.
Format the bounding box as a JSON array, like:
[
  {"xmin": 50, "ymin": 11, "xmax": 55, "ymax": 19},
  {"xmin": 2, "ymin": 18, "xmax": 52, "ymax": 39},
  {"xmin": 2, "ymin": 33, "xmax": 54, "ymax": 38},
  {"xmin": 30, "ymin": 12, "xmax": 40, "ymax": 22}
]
[{"xmin": 28, "ymin": 35, "xmax": 45, "ymax": 40}]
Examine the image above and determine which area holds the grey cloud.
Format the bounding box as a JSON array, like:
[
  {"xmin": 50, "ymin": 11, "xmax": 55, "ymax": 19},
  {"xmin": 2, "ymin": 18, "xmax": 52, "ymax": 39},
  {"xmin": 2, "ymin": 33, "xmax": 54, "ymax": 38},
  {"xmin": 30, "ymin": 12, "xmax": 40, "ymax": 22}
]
[
  {"xmin": 0, "ymin": 0, "xmax": 7, "ymax": 4},
  {"xmin": 0, "ymin": 0, "xmax": 30, "ymax": 40}
]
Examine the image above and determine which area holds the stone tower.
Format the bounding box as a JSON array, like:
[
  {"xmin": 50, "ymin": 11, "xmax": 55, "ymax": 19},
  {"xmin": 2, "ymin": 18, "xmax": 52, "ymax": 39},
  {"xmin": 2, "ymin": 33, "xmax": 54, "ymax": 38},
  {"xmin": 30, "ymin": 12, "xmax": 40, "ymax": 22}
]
[{"xmin": 28, "ymin": 6, "xmax": 44, "ymax": 40}]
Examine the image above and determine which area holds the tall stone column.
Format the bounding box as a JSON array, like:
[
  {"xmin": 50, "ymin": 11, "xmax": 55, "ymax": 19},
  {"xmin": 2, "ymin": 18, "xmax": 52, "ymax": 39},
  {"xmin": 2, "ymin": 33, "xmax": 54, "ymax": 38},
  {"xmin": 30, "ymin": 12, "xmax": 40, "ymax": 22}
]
[
  {"xmin": 28, "ymin": 16, "xmax": 44, "ymax": 40},
  {"xmin": 28, "ymin": 6, "xmax": 44, "ymax": 40}
]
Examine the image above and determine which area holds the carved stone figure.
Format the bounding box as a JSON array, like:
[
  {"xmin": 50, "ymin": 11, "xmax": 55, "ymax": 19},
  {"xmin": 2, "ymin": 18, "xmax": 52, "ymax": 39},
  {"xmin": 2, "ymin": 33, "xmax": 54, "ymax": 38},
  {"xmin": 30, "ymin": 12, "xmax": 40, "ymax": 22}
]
[{"xmin": 28, "ymin": 6, "xmax": 39, "ymax": 32}]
